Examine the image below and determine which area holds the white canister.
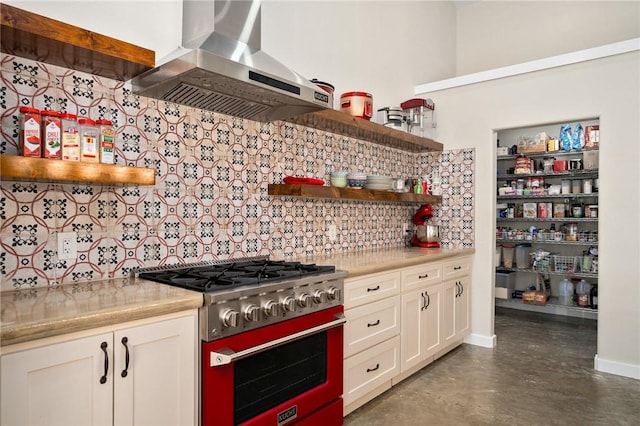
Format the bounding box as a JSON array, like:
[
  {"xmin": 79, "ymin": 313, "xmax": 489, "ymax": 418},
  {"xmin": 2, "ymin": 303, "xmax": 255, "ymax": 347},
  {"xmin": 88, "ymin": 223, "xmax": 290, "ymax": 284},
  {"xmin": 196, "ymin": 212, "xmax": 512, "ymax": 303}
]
[
  {"xmin": 583, "ymin": 179, "xmax": 592, "ymax": 194},
  {"xmin": 561, "ymin": 179, "xmax": 571, "ymax": 195}
]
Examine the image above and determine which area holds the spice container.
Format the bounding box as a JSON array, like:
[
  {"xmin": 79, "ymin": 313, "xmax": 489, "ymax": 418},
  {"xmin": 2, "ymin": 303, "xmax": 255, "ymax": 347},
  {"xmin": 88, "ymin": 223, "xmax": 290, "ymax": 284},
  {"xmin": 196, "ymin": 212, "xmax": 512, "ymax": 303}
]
[
  {"xmin": 41, "ymin": 111, "xmax": 63, "ymax": 159},
  {"xmin": 19, "ymin": 106, "xmax": 42, "ymax": 157},
  {"xmin": 96, "ymin": 119, "xmax": 115, "ymax": 164},
  {"xmin": 61, "ymin": 113, "xmax": 80, "ymax": 161},
  {"xmin": 79, "ymin": 118, "xmax": 99, "ymax": 163}
]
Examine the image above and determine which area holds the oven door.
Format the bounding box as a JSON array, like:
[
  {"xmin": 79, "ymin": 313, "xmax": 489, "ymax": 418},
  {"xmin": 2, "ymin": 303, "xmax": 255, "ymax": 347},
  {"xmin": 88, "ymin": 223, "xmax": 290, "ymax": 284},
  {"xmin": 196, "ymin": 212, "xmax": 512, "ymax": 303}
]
[{"xmin": 202, "ymin": 306, "xmax": 345, "ymax": 426}]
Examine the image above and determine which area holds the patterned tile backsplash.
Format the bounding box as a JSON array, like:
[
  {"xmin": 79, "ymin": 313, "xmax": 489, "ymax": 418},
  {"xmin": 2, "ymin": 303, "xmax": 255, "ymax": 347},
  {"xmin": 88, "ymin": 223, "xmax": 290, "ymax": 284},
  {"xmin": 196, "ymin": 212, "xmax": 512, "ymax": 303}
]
[{"xmin": 0, "ymin": 54, "xmax": 475, "ymax": 291}]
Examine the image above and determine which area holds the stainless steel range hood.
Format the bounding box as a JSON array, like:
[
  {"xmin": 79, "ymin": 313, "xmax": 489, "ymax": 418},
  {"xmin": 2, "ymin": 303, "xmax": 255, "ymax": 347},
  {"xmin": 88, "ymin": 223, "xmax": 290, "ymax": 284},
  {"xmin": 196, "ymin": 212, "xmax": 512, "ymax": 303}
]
[{"xmin": 130, "ymin": 0, "xmax": 331, "ymax": 122}]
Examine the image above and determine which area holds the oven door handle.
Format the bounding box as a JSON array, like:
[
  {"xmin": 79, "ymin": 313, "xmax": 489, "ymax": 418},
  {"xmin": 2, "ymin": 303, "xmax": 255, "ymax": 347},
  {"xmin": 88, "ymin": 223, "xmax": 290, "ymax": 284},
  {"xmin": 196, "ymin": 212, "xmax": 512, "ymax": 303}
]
[{"xmin": 209, "ymin": 314, "xmax": 346, "ymax": 367}]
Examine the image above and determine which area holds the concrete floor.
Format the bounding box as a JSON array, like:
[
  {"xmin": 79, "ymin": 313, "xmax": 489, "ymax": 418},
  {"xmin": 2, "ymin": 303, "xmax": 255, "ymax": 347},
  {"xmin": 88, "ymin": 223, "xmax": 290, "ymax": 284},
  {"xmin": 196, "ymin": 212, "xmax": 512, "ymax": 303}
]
[{"xmin": 344, "ymin": 307, "xmax": 640, "ymax": 426}]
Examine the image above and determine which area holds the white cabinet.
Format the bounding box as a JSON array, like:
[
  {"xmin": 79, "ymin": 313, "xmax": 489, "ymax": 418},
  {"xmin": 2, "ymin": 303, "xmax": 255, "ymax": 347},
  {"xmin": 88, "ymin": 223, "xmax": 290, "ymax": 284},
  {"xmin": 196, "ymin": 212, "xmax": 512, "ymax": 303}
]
[
  {"xmin": 399, "ymin": 256, "xmax": 472, "ymax": 376},
  {"xmin": 1, "ymin": 311, "xmax": 198, "ymax": 426},
  {"xmin": 342, "ymin": 255, "xmax": 472, "ymax": 415},
  {"xmin": 400, "ymin": 281, "xmax": 442, "ymax": 372},
  {"xmin": 343, "ymin": 271, "xmax": 401, "ymax": 415}
]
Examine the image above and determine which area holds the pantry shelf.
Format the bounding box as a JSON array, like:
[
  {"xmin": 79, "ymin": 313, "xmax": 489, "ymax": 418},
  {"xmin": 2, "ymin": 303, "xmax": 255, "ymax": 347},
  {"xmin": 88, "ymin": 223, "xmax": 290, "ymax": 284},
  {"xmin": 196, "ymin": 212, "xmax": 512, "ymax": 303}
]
[
  {"xmin": 495, "ymin": 297, "xmax": 597, "ymax": 320},
  {"xmin": 495, "ymin": 266, "xmax": 597, "ymax": 280},
  {"xmin": 0, "ymin": 155, "xmax": 156, "ymax": 186},
  {"xmin": 497, "ymin": 170, "xmax": 599, "ymax": 180},
  {"xmin": 496, "ymin": 239, "xmax": 597, "ymax": 246},
  {"xmin": 268, "ymin": 184, "xmax": 442, "ymax": 204},
  {"xmin": 497, "ymin": 193, "xmax": 598, "ymax": 200},
  {"xmin": 497, "ymin": 217, "xmax": 597, "ymax": 223},
  {"xmin": 497, "ymin": 149, "xmax": 598, "ymax": 161},
  {"xmin": 285, "ymin": 109, "xmax": 443, "ymax": 153}
]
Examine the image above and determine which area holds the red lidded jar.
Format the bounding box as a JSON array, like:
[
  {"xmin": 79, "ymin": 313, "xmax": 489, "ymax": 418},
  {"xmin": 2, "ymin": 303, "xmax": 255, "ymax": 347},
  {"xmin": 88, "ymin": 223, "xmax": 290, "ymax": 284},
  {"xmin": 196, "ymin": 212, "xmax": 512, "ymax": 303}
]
[{"xmin": 41, "ymin": 110, "xmax": 62, "ymax": 159}]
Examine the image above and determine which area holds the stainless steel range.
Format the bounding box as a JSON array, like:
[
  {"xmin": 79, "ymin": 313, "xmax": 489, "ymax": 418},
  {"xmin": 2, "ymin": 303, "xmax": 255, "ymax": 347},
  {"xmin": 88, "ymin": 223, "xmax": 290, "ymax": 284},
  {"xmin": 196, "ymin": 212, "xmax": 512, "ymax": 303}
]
[{"xmin": 135, "ymin": 256, "xmax": 347, "ymax": 426}]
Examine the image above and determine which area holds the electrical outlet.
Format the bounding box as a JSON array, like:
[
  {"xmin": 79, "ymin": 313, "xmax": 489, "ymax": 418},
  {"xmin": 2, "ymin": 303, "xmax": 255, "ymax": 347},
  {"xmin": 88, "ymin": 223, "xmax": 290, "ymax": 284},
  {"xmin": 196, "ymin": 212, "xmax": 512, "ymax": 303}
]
[
  {"xmin": 403, "ymin": 223, "xmax": 410, "ymax": 234},
  {"xmin": 57, "ymin": 232, "xmax": 77, "ymax": 260},
  {"xmin": 328, "ymin": 224, "xmax": 337, "ymax": 242}
]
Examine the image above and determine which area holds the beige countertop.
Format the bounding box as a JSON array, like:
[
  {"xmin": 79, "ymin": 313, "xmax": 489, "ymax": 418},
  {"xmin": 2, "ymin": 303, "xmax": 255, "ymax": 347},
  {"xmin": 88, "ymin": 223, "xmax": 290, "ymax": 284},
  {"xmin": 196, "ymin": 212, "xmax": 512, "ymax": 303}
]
[
  {"xmin": 1, "ymin": 247, "xmax": 473, "ymax": 348},
  {"xmin": 0, "ymin": 278, "xmax": 203, "ymax": 347},
  {"xmin": 296, "ymin": 247, "xmax": 475, "ymax": 278}
]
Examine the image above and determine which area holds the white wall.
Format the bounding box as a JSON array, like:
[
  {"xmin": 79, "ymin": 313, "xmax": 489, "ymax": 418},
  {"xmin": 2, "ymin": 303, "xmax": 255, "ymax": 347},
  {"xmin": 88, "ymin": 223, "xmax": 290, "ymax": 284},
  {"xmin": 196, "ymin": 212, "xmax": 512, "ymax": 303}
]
[
  {"xmin": 417, "ymin": 51, "xmax": 640, "ymax": 379},
  {"xmin": 456, "ymin": 0, "xmax": 640, "ymax": 76},
  {"xmin": 262, "ymin": 0, "xmax": 457, "ymax": 111}
]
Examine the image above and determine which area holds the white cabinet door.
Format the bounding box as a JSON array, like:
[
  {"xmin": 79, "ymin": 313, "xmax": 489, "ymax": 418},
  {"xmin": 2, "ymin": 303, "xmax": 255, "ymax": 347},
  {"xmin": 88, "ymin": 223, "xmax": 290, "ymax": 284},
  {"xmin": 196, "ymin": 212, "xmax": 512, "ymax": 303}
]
[
  {"xmin": 1, "ymin": 333, "xmax": 114, "ymax": 426},
  {"xmin": 442, "ymin": 279, "xmax": 458, "ymax": 347},
  {"xmin": 455, "ymin": 276, "xmax": 471, "ymax": 338},
  {"xmin": 400, "ymin": 283, "xmax": 442, "ymax": 372},
  {"xmin": 113, "ymin": 315, "xmax": 197, "ymax": 426}
]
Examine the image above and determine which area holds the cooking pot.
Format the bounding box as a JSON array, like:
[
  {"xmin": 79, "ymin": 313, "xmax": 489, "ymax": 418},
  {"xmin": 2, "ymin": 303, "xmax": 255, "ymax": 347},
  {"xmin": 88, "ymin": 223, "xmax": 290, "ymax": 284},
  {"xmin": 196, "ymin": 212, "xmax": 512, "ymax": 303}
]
[
  {"xmin": 310, "ymin": 79, "xmax": 335, "ymax": 95},
  {"xmin": 416, "ymin": 224, "xmax": 441, "ymax": 243},
  {"xmin": 340, "ymin": 92, "xmax": 373, "ymax": 120}
]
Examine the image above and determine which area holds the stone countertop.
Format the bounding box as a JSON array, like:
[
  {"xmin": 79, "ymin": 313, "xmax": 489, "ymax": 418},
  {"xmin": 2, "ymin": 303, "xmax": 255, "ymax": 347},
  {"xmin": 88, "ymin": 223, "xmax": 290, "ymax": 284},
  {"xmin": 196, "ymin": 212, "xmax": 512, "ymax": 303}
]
[
  {"xmin": 0, "ymin": 278, "xmax": 203, "ymax": 348},
  {"xmin": 296, "ymin": 247, "xmax": 475, "ymax": 278},
  {"xmin": 0, "ymin": 247, "xmax": 473, "ymax": 348}
]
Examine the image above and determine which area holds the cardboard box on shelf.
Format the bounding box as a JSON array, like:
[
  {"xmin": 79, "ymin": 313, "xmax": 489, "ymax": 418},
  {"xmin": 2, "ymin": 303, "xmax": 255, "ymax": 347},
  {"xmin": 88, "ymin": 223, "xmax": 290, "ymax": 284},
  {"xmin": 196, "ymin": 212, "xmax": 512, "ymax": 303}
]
[{"xmin": 583, "ymin": 150, "xmax": 599, "ymax": 170}]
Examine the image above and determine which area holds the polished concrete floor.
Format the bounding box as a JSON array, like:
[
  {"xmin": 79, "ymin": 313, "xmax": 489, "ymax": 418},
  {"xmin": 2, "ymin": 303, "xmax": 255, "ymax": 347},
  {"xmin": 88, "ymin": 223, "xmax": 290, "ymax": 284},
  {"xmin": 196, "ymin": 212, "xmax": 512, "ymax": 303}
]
[{"xmin": 344, "ymin": 307, "xmax": 640, "ymax": 426}]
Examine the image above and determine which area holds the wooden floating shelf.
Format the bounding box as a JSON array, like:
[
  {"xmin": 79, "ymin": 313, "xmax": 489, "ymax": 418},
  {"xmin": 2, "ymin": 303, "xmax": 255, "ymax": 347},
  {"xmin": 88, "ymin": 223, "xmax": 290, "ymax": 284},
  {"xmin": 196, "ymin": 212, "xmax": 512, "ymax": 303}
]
[
  {"xmin": 0, "ymin": 155, "xmax": 156, "ymax": 186},
  {"xmin": 286, "ymin": 109, "xmax": 443, "ymax": 153},
  {"xmin": 268, "ymin": 184, "xmax": 442, "ymax": 204},
  {"xmin": 1, "ymin": 3, "xmax": 154, "ymax": 81}
]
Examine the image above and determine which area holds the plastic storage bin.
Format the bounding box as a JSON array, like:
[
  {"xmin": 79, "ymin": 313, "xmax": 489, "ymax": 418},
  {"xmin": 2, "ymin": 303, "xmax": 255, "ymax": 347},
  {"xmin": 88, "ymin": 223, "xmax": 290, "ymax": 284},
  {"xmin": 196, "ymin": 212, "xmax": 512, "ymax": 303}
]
[
  {"xmin": 502, "ymin": 245, "xmax": 515, "ymax": 268},
  {"xmin": 515, "ymin": 244, "xmax": 532, "ymax": 269}
]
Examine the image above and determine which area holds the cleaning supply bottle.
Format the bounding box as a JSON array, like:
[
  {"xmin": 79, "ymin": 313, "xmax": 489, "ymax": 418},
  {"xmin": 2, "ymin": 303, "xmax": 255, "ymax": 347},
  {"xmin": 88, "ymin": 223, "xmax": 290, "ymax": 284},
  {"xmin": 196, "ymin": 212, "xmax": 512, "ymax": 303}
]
[
  {"xmin": 558, "ymin": 278, "xmax": 574, "ymax": 306},
  {"xmin": 576, "ymin": 279, "xmax": 591, "ymax": 307}
]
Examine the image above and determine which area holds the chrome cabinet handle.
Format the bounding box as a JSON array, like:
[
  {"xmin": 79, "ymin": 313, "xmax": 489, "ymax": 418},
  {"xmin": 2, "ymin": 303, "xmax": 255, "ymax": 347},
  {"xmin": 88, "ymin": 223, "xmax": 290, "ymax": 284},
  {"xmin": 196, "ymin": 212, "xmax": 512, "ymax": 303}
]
[
  {"xmin": 99, "ymin": 341, "xmax": 108, "ymax": 384},
  {"xmin": 421, "ymin": 292, "xmax": 427, "ymax": 311},
  {"xmin": 425, "ymin": 291, "xmax": 430, "ymax": 309},
  {"xmin": 367, "ymin": 285, "xmax": 380, "ymax": 292},
  {"xmin": 210, "ymin": 315, "xmax": 346, "ymax": 367},
  {"xmin": 366, "ymin": 363, "xmax": 380, "ymax": 373},
  {"xmin": 121, "ymin": 337, "xmax": 130, "ymax": 378},
  {"xmin": 367, "ymin": 320, "xmax": 380, "ymax": 327}
]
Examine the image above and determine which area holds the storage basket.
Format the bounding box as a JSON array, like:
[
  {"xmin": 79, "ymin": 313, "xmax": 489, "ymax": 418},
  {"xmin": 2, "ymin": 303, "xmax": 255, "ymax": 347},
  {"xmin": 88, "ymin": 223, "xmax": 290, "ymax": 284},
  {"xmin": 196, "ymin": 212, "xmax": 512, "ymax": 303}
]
[
  {"xmin": 553, "ymin": 255, "xmax": 579, "ymax": 273},
  {"xmin": 531, "ymin": 254, "xmax": 551, "ymax": 272}
]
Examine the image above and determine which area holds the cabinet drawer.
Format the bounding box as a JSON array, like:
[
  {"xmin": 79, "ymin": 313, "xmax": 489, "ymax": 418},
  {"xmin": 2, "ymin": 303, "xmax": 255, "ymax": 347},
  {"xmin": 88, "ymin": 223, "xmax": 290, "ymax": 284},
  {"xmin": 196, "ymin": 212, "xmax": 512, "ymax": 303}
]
[
  {"xmin": 401, "ymin": 262, "xmax": 443, "ymax": 292},
  {"xmin": 343, "ymin": 336, "xmax": 400, "ymax": 406},
  {"xmin": 442, "ymin": 256, "xmax": 471, "ymax": 280},
  {"xmin": 344, "ymin": 271, "xmax": 401, "ymax": 309},
  {"xmin": 344, "ymin": 297, "xmax": 401, "ymax": 358}
]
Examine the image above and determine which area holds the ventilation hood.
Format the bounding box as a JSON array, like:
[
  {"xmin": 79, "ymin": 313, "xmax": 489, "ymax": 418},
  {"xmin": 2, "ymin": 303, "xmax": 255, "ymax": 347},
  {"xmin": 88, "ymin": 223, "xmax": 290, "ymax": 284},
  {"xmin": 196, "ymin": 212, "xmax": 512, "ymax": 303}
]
[{"xmin": 130, "ymin": 0, "xmax": 331, "ymax": 122}]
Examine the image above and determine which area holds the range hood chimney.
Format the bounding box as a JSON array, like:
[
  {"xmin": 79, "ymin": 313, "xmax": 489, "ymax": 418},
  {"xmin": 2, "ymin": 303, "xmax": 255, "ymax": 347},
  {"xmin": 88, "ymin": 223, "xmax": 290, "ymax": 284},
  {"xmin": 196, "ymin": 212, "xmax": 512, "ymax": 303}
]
[{"xmin": 130, "ymin": 0, "xmax": 331, "ymax": 122}]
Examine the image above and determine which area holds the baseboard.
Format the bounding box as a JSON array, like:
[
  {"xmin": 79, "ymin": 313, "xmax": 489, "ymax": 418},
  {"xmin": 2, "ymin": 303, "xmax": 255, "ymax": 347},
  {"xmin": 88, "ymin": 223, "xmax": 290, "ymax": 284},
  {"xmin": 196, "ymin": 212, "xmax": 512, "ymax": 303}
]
[
  {"xmin": 463, "ymin": 333, "xmax": 497, "ymax": 348},
  {"xmin": 594, "ymin": 354, "xmax": 640, "ymax": 380}
]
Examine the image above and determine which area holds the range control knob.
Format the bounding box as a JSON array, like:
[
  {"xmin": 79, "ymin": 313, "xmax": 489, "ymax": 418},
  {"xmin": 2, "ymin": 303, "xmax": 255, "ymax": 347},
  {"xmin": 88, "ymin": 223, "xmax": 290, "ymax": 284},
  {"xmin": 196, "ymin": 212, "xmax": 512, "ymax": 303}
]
[
  {"xmin": 327, "ymin": 286, "xmax": 342, "ymax": 301},
  {"xmin": 244, "ymin": 304, "xmax": 260, "ymax": 322},
  {"xmin": 313, "ymin": 289, "xmax": 327, "ymax": 304},
  {"xmin": 220, "ymin": 309, "xmax": 240, "ymax": 328},
  {"xmin": 282, "ymin": 296, "xmax": 296, "ymax": 312},
  {"xmin": 298, "ymin": 292, "xmax": 312, "ymax": 308},
  {"xmin": 263, "ymin": 300, "xmax": 279, "ymax": 317}
]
